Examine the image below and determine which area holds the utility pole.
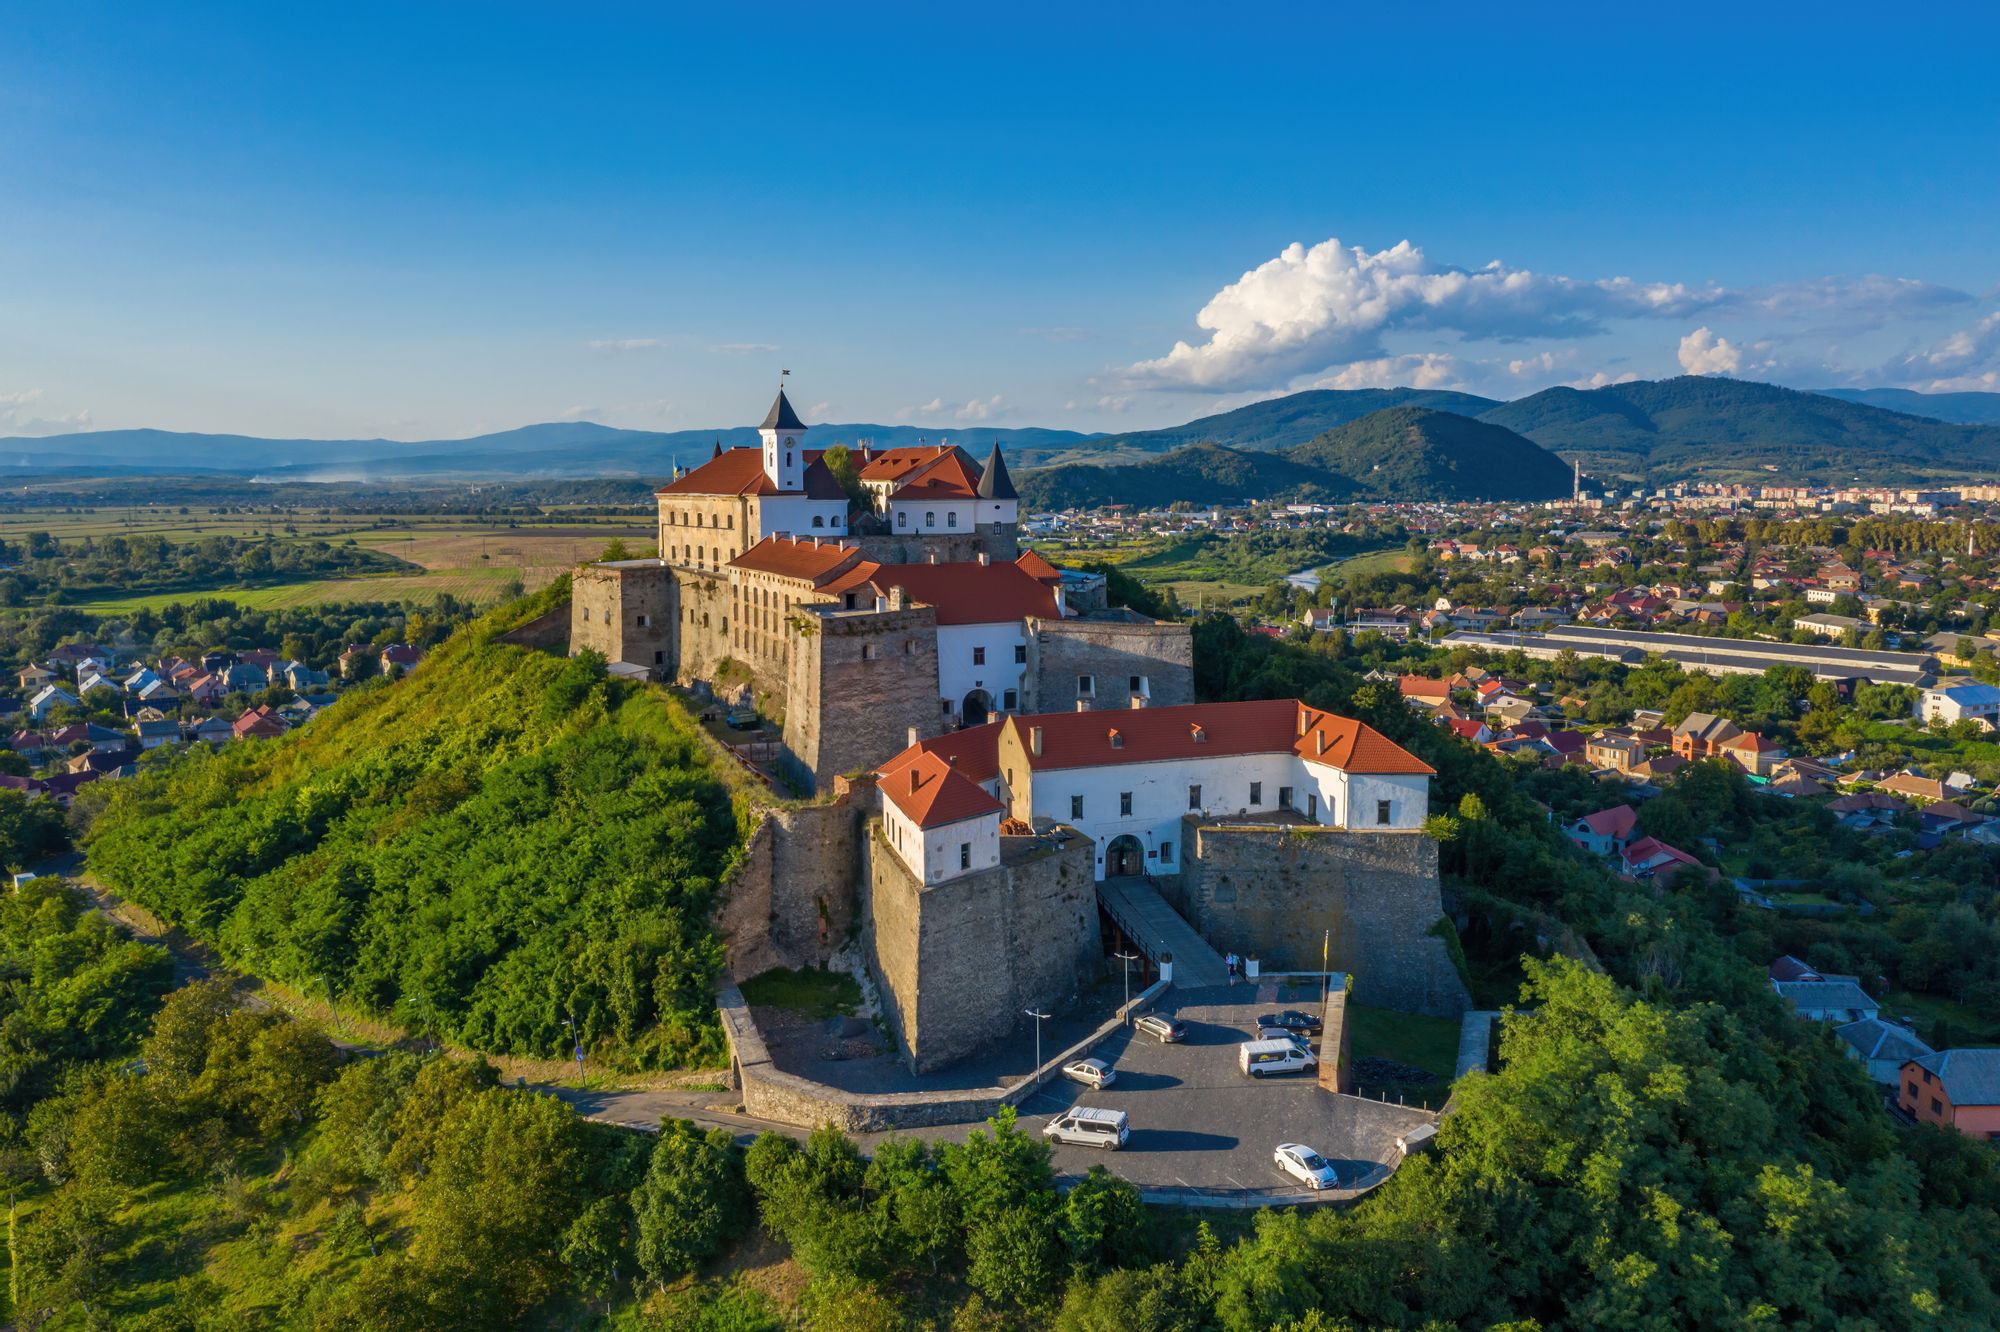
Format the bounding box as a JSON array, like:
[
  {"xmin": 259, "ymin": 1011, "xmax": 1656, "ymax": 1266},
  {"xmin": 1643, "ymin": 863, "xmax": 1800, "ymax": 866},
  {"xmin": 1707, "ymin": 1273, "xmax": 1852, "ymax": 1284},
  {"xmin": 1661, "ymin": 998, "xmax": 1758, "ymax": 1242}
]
[
  {"xmin": 1113, "ymin": 950, "xmax": 1139, "ymax": 1011},
  {"xmin": 564, "ymin": 1013, "xmax": 585, "ymax": 1089},
  {"xmin": 1025, "ymin": 1008, "xmax": 1050, "ymax": 1074}
]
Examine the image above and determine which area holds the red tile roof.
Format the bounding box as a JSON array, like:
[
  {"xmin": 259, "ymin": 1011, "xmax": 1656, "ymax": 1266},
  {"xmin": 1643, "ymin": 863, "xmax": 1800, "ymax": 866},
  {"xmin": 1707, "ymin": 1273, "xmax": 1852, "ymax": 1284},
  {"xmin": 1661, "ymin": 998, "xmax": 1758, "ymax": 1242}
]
[
  {"xmin": 879, "ymin": 750, "xmax": 1004, "ymax": 829},
  {"xmin": 657, "ymin": 446, "xmax": 848, "ymax": 501},
  {"xmin": 997, "ymin": 700, "xmax": 1433, "ymax": 776},
  {"xmin": 890, "ymin": 452, "xmax": 983, "ymax": 500},
  {"xmin": 857, "ymin": 446, "xmax": 957, "ymax": 482},
  {"xmin": 728, "ymin": 536, "xmax": 865, "ymax": 584},
  {"xmin": 1014, "ymin": 549, "xmax": 1061, "ymax": 584},
  {"xmin": 876, "ymin": 722, "xmax": 1002, "ymax": 785},
  {"xmin": 1399, "ymin": 675, "xmax": 1451, "ymax": 699},
  {"xmin": 820, "ymin": 561, "xmax": 1061, "ymax": 625},
  {"xmin": 1576, "ymin": 804, "xmax": 1638, "ymax": 839}
]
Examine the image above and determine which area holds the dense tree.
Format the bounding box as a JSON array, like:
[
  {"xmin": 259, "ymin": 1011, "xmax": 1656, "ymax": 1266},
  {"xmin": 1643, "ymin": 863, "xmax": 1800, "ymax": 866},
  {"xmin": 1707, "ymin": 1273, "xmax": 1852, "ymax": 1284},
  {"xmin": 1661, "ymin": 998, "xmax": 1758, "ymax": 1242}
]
[{"xmin": 632, "ymin": 1117, "xmax": 748, "ymax": 1287}]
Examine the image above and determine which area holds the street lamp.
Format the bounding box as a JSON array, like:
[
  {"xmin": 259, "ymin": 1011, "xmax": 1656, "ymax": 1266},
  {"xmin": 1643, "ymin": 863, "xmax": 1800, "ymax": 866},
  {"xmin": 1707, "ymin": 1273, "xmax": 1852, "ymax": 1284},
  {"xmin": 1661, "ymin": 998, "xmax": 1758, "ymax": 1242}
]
[
  {"xmin": 1025, "ymin": 1008, "xmax": 1050, "ymax": 1073},
  {"xmin": 1113, "ymin": 950, "xmax": 1139, "ymax": 1010},
  {"xmin": 563, "ymin": 1013, "xmax": 585, "ymax": 1089}
]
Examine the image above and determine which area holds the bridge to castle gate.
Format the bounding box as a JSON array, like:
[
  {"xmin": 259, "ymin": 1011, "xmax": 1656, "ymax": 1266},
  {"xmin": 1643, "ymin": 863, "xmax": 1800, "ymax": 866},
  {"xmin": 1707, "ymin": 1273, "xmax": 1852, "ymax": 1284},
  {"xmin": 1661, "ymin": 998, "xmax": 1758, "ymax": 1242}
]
[{"xmin": 1097, "ymin": 876, "xmax": 1230, "ymax": 989}]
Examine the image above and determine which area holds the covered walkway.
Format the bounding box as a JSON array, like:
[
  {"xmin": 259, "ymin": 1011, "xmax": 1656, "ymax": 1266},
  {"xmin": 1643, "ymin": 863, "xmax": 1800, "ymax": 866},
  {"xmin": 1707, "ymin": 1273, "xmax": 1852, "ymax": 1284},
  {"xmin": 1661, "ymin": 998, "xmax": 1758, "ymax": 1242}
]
[{"xmin": 1097, "ymin": 875, "xmax": 1229, "ymax": 989}]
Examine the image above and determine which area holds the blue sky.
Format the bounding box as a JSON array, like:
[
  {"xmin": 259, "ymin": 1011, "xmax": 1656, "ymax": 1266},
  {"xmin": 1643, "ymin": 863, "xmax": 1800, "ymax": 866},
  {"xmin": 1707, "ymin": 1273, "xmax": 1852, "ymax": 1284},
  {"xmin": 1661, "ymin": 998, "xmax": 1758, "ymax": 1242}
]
[{"xmin": 4, "ymin": 2, "xmax": 1998, "ymax": 439}]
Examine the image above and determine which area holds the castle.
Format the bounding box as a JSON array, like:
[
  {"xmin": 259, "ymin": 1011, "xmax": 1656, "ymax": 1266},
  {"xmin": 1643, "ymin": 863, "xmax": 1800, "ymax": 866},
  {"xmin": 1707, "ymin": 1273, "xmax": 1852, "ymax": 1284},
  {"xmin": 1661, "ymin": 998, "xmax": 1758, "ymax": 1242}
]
[
  {"xmin": 569, "ymin": 388, "xmax": 1194, "ymax": 790},
  {"xmin": 568, "ymin": 389, "xmax": 1466, "ymax": 1074}
]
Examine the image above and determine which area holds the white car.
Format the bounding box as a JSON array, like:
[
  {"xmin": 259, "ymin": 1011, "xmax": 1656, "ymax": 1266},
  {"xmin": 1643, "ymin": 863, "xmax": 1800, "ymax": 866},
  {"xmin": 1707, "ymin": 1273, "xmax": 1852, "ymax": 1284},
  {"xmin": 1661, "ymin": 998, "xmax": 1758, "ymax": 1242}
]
[
  {"xmin": 1274, "ymin": 1143, "xmax": 1340, "ymax": 1191},
  {"xmin": 1062, "ymin": 1057, "xmax": 1115, "ymax": 1089}
]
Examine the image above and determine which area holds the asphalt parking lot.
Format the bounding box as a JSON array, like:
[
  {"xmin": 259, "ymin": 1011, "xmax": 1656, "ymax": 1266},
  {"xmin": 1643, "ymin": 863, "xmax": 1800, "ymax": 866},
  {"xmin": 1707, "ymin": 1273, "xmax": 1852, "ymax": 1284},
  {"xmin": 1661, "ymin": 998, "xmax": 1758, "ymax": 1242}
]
[{"xmin": 1015, "ymin": 983, "xmax": 1437, "ymax": 1202}]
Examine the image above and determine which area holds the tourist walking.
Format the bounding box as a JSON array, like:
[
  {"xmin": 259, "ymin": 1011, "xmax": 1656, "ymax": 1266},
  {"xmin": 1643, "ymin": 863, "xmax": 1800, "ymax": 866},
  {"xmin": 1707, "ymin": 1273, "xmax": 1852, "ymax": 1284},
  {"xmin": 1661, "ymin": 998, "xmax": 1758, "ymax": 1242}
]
[{"xmin": 1226, "ymin": 951, "xmax": 1238, "ymax": 983}]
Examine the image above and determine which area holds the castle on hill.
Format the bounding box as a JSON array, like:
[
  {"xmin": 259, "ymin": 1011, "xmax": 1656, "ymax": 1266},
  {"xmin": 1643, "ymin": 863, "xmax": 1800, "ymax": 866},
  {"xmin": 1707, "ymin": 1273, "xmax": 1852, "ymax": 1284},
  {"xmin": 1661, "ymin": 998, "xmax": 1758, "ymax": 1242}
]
[{"xmin": 569, "ymin": 387, "xmax": 1193, "ymax": 790}]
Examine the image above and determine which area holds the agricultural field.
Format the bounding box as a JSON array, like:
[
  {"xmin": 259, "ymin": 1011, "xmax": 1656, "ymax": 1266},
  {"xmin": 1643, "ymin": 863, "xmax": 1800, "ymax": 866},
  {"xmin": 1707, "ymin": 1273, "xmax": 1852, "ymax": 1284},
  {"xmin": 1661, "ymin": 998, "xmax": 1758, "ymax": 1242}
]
[
  {"xmin": 1026, "ymin": 530, "xmax": 1404, "ymax": 609},
  {"xmin": 0, "ymin": 506, "xmax": 653, "ymax": 613}
]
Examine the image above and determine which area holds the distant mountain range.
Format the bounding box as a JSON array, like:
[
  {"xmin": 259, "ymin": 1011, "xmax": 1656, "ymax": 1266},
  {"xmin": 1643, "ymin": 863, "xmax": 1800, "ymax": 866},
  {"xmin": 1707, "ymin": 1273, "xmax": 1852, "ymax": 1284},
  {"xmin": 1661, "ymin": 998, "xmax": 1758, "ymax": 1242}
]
[
  {"xmin": 7, "ymin": 378, "xmax": 2000, "ymax": 496},
  {"xmin": 1018, "ymin": 408, "xmax": 1574, "ymax": 510},
  {"xmin": 0, "ymin": 421, "xmax": 1097, "ymax": 481}
]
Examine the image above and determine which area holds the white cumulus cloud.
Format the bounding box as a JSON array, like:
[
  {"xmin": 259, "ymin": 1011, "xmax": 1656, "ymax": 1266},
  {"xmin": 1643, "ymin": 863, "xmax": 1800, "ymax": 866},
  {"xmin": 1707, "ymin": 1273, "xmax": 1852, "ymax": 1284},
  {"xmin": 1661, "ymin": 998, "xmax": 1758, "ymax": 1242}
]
[
  {"xmin": 1116, "ymin": 237, "xmax": 1727, "ymax": 392},
  {"xmin": 1884, "ymin": 312, "xmax": 2000, "ymax": 391},
  {"xmin": 954, "ymin": 395, "xmax": 1004, "ymax": 422},
  {"xmin": 0, "ymin": 390, "xmax": 91, "ymax": 436},
  {"xmin": 1304, "ymin": 353, "xmax": 1465, "ymax": 391},
  {"xmin": 1678, "ymin": 327, "xmax": 1744, "ymax": 376}
]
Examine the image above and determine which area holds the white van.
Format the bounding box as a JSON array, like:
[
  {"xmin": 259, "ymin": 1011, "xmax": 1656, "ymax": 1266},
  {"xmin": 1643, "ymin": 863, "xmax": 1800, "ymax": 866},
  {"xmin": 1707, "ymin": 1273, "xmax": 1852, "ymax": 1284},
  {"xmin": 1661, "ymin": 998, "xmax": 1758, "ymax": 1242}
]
[
  {"xmin": 1042, "ymin": 1105, "xmax": 1129, "ymax": 1149},
  {"xmin": 1239, "ymin": 1037, "xmax": 1317, "ymax": 1078}
]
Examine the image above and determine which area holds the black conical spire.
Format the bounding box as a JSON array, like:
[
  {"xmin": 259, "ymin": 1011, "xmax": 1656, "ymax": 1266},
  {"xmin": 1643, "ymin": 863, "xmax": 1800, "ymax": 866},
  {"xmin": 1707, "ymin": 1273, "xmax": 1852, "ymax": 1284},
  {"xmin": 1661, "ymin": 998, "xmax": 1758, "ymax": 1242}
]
[
  {"xmin": 976, "ymin": 441, "xmax": 1017, "ymax": 500},
  {"xmin": 760, "ymin": 387, "xmax": 806, "ymax": 432}
]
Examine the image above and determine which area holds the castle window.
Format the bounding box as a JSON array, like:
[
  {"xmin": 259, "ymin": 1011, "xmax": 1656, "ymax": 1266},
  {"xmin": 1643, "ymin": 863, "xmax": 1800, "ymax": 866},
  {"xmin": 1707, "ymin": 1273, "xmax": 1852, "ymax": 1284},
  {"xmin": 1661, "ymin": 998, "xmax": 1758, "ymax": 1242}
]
[
  {"xmin": 1120, "ymin": 792, "xmax": 1132, "ymax": 816},
  {"xmin": 973, "ymin": 647, "xmax": 985, "ymax": 666},
  {"xmin": 720, "ymin": 618, "xmax": 727, "ymax": 633},
  {"xmin": 941, "ymin": 699, "xmax": 952, "ymax": 714},
  {"xmin": 582, "ymin": 607, "xmax": 591, "ymax": 622},
  {"xmin": 1003, "ymin": 688, "xmax": 1017, "ymax": 710},
  {"xmin": 926, "ymin": 511, "xmax": 936, "ymax": 527},
  {"xmin": 1279, "ymin": 785, "xmax": 1293, "ymax": 808},
  {"xmin": 1159, "ymin": 840, "xmax": 1172, "ymax": 864},
  {"xmin": 812, "ymin": 516, "xmax": 824, "ymax": 528},
  {"xmin": 959, "ymin": 842, "xmax": 970, "ymax": 870},
  {"xmin": 1071, "ymin": 794, "xmax": 1084, "ymax": 819},
  {"xmin": 905, "ymin": 640, "xmax": 917, "ymax": 655},
  {"xmin": 654, "ymin": 651, "xmax": 664, "ymax": 665},
  {"xmin": 637, "ymin": 614, "xmax": 650, "ymax": 628},
  {"xmin": 1077, "ymin": 674, "xmax": 1093, "ymax": 696},
  {"xmin": 1250, "ymin": 781, "xmax": 1262, "ymax": 805},
  {"xmin": 898, "ymin": 512, "xmax": 908, "ymax": 527},
  {"xmin": 947, "ymin": 512, "xmax": 958, "ymax": 528},
  {"xmin": 845, "ymin": 593, "xmax": 857, "ymax": 610},
  {"xmin": 1377, "ymin": 799, "xmax": 1392, "ymax": 825},
  {"xmin": 1014, "ymin": 644, "xmax": 1026, "ymax": 664},
  {"xmin": 1188, "ymin": 784, "xmax": 1201, "ymax": 810},
  {"xmin": 862, "ymin": 643, "xmax": 876, "ymax": 661},
  {"xmin": 1130, "ymin": 675, "xmax": 1145, "ymax": 694}
]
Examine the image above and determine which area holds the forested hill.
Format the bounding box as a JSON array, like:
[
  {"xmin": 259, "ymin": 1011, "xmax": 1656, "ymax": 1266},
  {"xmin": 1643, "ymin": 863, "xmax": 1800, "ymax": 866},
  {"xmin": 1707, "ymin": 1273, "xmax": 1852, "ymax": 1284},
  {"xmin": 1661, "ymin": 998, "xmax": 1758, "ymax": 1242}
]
[
  {"xmin": 1480, "ymin": 375, "xmax": 2000, "ymax": 484},
  {"xmin": 1075, "ymin": 386, "xmax": 1500, "ymax": 457},
  {"xmin": 1288, "ymin": 406, "xmax": 1573, "ymax": 500},
  {"xmin": 79, "ymin": 583, "xmax": 745, "ymax": 1067},
  {"xmin": 1019, "ymin": 408, "xmax": 1570, "ymax": 508}
]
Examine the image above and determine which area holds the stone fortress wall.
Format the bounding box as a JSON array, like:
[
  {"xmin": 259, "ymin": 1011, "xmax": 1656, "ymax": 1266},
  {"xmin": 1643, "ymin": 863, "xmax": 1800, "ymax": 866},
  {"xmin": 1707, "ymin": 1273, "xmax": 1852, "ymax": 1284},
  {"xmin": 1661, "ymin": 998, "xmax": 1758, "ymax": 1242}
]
[
  {"xmin": 1028, "ymin": 611, "xmax": 1196, "ymax": 713},
  {"xmin": 782, "ymin": 601, "xmax": 945, "ymax": 793},
  {"xmin": 568, "ymin": 562, "xmax": 675, "ymax": 670},
  {"xmin": 1169, "ymin": 821, "xmax": 1471, "ymax": 1019},
  {"xmin": 711, "ymin": 800, "xmax": 862, "ymax": 980},
  {"xmin": 861, "ymin": 813, "xmax": 1101, "ymax": 1073}
]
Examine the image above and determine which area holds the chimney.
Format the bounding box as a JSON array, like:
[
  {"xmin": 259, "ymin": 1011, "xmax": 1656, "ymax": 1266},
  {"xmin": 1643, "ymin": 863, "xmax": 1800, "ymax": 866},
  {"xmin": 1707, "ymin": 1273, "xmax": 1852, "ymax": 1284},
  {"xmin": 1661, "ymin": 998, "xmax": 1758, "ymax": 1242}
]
[
  {"xmin": 906, "ymin": 725, "xmax": 919, "ymax": 748},
  {"xmin": 1075, "ymin": 699, "xmax": 1090, "ymax": 712},
  {"xmin": 908, "ymin": 768, "xmax": 921, "ymax": 794},
  {"xmin": 1129, "ymin": 695, "xmax": 1145, "ymax": 709},
  {"xmin": 978, "ymin": 550, "xmax": 989, "ymax": 566},
  {"xmin": 1298, "ymin": 708, "xmax": 1311, "ymax": 736},
  {"xmin": 1317, "ymin": 731, "xmax": 1329, "ymax": 755},
  {"xmin": 928, "ymin": 551, "xmax": 938, "ymax": 564},
  {"xmin": 1029, "ymin": 726, "xmax": 1043, "ymax": 757}
]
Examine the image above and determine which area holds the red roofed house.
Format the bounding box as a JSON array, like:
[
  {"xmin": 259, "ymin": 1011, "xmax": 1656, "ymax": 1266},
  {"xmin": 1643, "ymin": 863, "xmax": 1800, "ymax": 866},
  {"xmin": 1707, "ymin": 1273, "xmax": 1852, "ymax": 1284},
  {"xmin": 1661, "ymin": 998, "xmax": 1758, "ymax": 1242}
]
[
  {"xmin": 1621, "ymin": 835, "xmax": 1704, "ymax": 880},
  {"xmin": 1399, "ymin": 675, "xmax": 1452, "ymax": 708},
  {"xmin": 964, "ymin": 698, "xmax": 1435, "ymax": 881},
  {"xmin": 1567, "ymin": 804, "xmax": 1638, "ymax": 856},
  {"xmin": 877, "ymin": 749, "xmax": 1005, "ymax": 885},
  {"xmin": 1719, "ymin": 729, "xmax": 1785, "ymax": 777},
  {"xmin": 233, "ymin": 705, "xmax": 288, "ymax": 741}
]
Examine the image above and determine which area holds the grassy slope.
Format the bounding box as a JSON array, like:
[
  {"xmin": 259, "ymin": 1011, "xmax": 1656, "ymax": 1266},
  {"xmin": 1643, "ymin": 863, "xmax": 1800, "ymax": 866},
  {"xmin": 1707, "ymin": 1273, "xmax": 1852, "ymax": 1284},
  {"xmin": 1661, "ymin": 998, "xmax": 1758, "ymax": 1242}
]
[{"xmin": 82, "ymin": 583, "xmax": 749, "ymax": 1069}]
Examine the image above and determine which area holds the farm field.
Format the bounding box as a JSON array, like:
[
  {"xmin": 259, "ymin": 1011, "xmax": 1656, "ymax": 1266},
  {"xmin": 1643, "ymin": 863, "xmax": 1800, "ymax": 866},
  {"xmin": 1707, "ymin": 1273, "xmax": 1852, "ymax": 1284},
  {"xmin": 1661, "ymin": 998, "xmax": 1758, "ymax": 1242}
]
[
  {"xmin": 3, "ymin": 508, "xmax": 654, "ymax": 613},
  {"xmin": 1321, "ymin": 546, "xmax": 1418, "ymax": 582}
]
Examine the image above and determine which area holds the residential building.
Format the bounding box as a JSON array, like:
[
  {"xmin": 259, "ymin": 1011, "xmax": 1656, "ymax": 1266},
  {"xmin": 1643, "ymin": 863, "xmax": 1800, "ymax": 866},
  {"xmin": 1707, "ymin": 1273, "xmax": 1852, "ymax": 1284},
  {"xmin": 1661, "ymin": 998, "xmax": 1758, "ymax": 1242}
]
[
  {"xmin": 1917, "ymin": 681, "xmax": 2000, "ymax": 728},
  {"xmin": 1567, "ymin": 804, "xmax": 1638, "ymax": 857},
  {"xmin": 1585, "ymin": 732, "xmax": 1646, "ymax": 772},
  {"xmin": 1835, "ymin": 1019, "xmax": 1933, "ymax": 1087},
  {"xmin": 1900, "ymin": 1049, "xmax": 2000, "ymax": 1139},
  {"xmin": 1772, "ymin": 978, "xmax": 1880, "ymax": 1024},
  {"xmin": 1672, "ymin": 712, "xmax": 1744, "ymax": 761}
]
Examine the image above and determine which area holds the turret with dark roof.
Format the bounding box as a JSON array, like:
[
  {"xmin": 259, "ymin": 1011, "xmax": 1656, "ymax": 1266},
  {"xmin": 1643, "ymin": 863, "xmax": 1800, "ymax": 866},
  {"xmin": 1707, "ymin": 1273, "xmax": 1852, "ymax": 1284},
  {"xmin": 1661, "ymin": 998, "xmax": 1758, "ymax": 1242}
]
[
  {"xmin": 761, "ymin": 388, "xmax": 807, "ymax": 433},
  {"xmin": 976, "ymin": 442, "xmax": 1017, "ymax": 501}
]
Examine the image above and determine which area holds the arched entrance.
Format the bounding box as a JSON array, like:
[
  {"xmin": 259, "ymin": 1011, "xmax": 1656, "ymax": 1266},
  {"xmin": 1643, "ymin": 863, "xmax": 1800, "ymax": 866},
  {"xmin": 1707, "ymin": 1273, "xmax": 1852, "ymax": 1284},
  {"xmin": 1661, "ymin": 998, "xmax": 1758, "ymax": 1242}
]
[
  {"xmin": 1105, "ymin": 834, "xmax": 1145, "ymax": 878},
  {"xmin": 961, "ymin": 688, "xmax": 993, "ymax": 728}
]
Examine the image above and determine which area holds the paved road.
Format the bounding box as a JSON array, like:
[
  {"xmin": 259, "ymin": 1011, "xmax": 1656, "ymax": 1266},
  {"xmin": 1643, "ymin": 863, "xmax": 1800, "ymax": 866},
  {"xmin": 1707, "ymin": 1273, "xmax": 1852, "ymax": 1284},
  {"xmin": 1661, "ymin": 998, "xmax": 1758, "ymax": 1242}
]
[{"xmin": 60, "ymin": 864, "xmax": 1430, "ymax": 1205}]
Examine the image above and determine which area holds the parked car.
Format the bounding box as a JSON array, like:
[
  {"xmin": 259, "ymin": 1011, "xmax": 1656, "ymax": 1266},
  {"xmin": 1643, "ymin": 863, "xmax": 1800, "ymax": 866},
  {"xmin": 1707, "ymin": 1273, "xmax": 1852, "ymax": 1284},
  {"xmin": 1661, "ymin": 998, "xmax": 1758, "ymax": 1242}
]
[
  {"xmin": 1042, "ymin": 1106, "xmax": 1128, "ymax": 1149},
  {"xmin": 1256, "ymin": 1010, "xmax": 1322, "ymax": 1038},
  {"xmin": 1274, "ymin": 1143, "xmax": 1340, "ymax": 1190},
  {"xmin": 1239, "ymin": 1038, "xmax": 1317, "ymax": 1078},
  {"xmin": 1134, "ymin": 1014, "xmax": 1187, "ymax": 1043},
  {"xmin": 1258, "ymin": 1028, "xmax": 1315, "ymax": 1055},
  {"xmin": 1062, "ymin": 1057, "xmax": 1115, "ymax": 1089}
]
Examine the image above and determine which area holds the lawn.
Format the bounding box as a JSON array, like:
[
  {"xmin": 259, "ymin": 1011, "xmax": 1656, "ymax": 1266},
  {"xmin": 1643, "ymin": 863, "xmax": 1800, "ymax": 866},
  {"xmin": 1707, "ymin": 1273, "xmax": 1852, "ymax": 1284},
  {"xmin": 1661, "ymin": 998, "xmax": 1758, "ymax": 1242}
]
[
  {"xmin": 1322, "ymin": 547, "xmax": 1417, "ymax": 583},
  {"xmin": 1881, "ymin": 989, "xmax": 2000, "ymax": 1046},
  {"xmin": 1348, "ymin": 1001, "xmax": 1462, "ymax": 1106},
  {"xmin": 739, "ymin": 966, "xmax": 861, "ymax": 1020}
]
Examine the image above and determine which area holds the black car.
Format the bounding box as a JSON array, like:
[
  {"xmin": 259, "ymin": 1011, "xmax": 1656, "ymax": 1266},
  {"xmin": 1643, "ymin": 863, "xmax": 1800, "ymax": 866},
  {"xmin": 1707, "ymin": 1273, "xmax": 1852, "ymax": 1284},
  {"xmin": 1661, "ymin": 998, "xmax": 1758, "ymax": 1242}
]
[{"xmin": 1256, "ymin": 1010, "xmax": 1322, "ymax": 1038}]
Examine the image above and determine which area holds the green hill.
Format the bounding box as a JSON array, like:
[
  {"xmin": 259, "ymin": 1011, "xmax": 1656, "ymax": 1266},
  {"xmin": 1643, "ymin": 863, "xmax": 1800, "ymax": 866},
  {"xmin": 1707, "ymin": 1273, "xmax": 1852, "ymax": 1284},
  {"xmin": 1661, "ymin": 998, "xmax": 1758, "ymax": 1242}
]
[
  {"xmin": 1017, "ymin": 442, "xmax": 1353, "ymax": 510},
  {"xmin": 1080, "ymin": 386, "xmax": 1500, "ymax": 458},
  {"xmin": 1477, "ymin": 376, "xmax": 2000, "ymax": 484},
  {"xmin": 1286, "ymin": 406, "xmax": 1573, "ymax": 501},
  {"xmin": 81, "ymin": 585, "xmax": 745, "ymax": 1068}
]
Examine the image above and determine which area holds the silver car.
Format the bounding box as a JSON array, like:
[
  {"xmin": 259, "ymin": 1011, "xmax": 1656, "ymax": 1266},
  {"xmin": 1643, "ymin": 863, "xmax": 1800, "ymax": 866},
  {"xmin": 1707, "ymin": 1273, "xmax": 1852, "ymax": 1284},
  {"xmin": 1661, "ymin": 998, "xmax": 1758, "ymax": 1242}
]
[
  {"xmin": 1062, "ymin": 1057, "xmax": 1115, "ymax": 1089},
  {"xmin": 1274, "ymin": 1143, "xmax": 1340, "ymax": 1190}
]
